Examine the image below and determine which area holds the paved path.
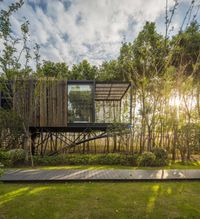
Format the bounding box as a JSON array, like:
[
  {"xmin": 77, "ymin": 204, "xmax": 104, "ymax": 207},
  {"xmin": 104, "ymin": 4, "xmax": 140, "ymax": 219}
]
[{"xmin": 0, "ymin": 169, "xmax": 200, "ymax": 182}]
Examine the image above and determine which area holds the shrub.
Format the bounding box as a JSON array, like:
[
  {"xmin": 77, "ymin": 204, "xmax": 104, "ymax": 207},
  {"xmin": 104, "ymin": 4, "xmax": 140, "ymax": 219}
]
[
  {"xmin": 0, "ymin": 161, "xmax": 4, "ymax": 176},
  {"xmin": 33, "ymin": 153, "xmax": 139, "ymax": 166},
  {"xmin": 1, "ymin": 151, "xmax": 168, "ymax": 167},
  {"xmin": 152, "ymin": 148, "xmax": 168, "ymax": 160},
  {"xmin": 7, "ymin": 149, "xmax": 26, "ymax": 165},
  {"xmin": 120, "ymin": 154, "xmax": 139, "ymax": 166},
  {"xmin": 137, "ymin": 152, "xmax": 156, "ymax": 167},
  {"xmin": 0, "ymin": 150, "xmax": 11, "ymax": 166},
  {"xmin": 151, "ymin": 148, "xmax": 168, "ymax": 166},
  {"xmin": 33, "ymin": 155, "xmax": 65, "ymax": 166},
  {"xmin": 95, "ymin": 154, "xmax": 121, "ymax": 165},
  {"xmin": 0, "ymin": 149, "xmax": 26, "ymax": 167},
  {"xmin": 65, "ymin": 154, "xmax": 90, "ymax": 165},
  {"xmin": 153, "ymin": 158, "xmax": 168, "ymax": 166}
]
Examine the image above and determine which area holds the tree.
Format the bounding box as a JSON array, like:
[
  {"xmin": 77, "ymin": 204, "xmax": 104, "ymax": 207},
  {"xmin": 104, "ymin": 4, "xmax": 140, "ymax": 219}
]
[
  {"xmin": 0, "ymin": 0, "xmax": 36, "ymax": 166},
  {"xmin": 117, "ymin": 42, "xmax": 135, "ymax": 81},
  {"xmin": 36, "ymin": 61, "xmax": 70, "ymax": 78},
  {"xmin": 71, "ymin": 59, "xmax": 97, "ymax": 80},
  {"xmin": 0, "ymin": 0, "xmax": 32, "ymax": 79},
  {"xmin": 171, "ymin": 21, "xmax": 200, "ymax": 76},
  {"xmin": 98, "ymin": 60, "xmax": 121, "ymax": 81},
  {"xmin": 132, "ymin": 22, "xmax": 166, "ymax": 78}
]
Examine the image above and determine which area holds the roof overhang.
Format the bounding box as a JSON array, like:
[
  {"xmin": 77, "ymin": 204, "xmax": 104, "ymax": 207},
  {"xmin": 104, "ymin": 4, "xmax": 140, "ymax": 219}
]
[
  {"xmin": 95, "ymin": 82, "xmax": 130, "ymax": 101},
  {"xmin": 67, "ymin": 80, "xmax": 131, "ymax": 101}
]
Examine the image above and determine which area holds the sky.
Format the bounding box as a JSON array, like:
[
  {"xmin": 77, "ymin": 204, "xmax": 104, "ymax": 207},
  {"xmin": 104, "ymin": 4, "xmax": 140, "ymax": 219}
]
[{"xmin": 1, "ymin": 0, "xmax": 200, "ymax": 68}]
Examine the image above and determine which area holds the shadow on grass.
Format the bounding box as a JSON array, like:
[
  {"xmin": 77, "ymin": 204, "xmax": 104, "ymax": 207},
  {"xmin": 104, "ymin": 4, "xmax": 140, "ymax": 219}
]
[
  {"xmin": 0, "ymin": 182, "xmax": 200, "ymax": 219},
  {"xmin": 0, "ymin": 187, "xmax": 30, "ymax": 206}
]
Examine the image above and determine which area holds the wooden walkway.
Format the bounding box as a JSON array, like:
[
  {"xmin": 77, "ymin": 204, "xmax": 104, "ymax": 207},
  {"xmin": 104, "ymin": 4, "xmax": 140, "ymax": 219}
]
[{"xmin": 0, "ymin": 169, "xmax": 200, "ymax": 182}]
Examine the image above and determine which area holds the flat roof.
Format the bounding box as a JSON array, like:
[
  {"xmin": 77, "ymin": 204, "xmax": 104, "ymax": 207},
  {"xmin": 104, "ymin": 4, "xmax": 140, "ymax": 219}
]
[
  {"xmin": 95, "ymin": 82, "xmax": 130, "ymax": 101},
  {"xmin": 68, "ymin": 80, "xmax": 131, "ymax": 101}
]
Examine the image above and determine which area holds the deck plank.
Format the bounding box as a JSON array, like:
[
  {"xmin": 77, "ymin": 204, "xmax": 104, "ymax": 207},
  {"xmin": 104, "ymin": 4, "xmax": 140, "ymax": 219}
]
[{"xmin": 0, "ymin": 169, "xmax": 200, "ymax": 182}]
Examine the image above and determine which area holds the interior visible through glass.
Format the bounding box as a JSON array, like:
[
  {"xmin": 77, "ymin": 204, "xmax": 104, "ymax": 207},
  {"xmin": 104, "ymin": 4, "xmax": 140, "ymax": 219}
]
[{"xmin": 68, "ymin": 84, "xmax": 93, "ymax": 123}]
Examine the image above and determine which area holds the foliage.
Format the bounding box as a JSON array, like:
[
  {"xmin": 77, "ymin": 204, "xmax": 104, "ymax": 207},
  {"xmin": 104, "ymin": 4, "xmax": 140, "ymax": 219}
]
[
  {"xmin": 68, "ymin": 87, "xmax": 92, "ymax": 122},
  {"xmin": 137, "ymin": 152, "xmax": 156, "ymax": 167},
  {"xmin": 36, "ymin": 61, "xmax": 70, "ymax": 78},
  {"xmin": 98, "ymin": 60, "xmax": 121, "ymax": 81},
  {"xmin": 0, "ymin": 150, "xmax": 11, "ymax": 166},
  {"xmin": 0, "ymin": 149, "xmax": 26, "ymax": 167},
  {"xmin": 0, "ymin": 109, "xmax": 24, "ymax": 149},
  {"xmin": 0, "ymin": 1, "xmax": 37, "ymax": 166},
  {"xmin": 151, "ymin": 148, "xmax": 169, "ymax": 166},
  {"xmin": 177, "ymin": 123, "xmax": 200, "ymax": 162},
  {"xmin": 71, "ymin": 60, "xmax": 98, "ymax": 80},
  {"xmin": 7, "ymin": 149, "xmax": 26, "ymax": 165},
  {"xmin": 171, "ymin": 21, "xmax": 200, "ymax": 75},
  {"xmin": 132, "ymin": 22, "xmax": 166, "ymax": 78},
  {"xmin": 0, "ymin": 0, "xmax": 33, "ymax": 78},
  {"xmin": 0, "ymin": 163, "xmax": 3, "ymax": 176},
  {"xmin": 32, "ymin": 154, "xmax": 139, "ymax": 166}
]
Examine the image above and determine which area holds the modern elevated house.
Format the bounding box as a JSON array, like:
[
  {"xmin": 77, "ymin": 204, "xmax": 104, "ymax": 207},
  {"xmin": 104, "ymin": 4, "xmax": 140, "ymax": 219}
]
[{"xmin": 0, "ymin": 79, "xmax": 132, "ymax": 154}]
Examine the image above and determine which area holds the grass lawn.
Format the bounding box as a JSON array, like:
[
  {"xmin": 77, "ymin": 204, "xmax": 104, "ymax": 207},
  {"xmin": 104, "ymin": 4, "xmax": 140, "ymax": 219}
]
[
  {"xmin": 5, "ymin": 160, "xmax": 200, "ymax": 171},
  {"xmin": 0, "ymin": 182, "xmax": 199, "ymax": 219}
]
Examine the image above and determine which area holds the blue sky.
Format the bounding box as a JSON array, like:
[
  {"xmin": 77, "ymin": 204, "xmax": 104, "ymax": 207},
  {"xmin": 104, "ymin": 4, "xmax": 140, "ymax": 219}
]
[{"xmin": 1, "ymin": 0, "xmax": 200, "ymax": 68}]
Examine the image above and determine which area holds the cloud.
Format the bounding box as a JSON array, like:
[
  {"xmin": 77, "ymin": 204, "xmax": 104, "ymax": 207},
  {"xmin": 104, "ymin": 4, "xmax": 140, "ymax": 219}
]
[{"xmin": 1, "ymin": 0, "xmax": 198, "ymax": 69}]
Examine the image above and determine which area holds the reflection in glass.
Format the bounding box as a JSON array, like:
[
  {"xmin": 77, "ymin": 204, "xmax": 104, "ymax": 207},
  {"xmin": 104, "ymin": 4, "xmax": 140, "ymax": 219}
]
[{"xmin": 68, "ymin": 84, "xmax": 93, "ymax": 123}]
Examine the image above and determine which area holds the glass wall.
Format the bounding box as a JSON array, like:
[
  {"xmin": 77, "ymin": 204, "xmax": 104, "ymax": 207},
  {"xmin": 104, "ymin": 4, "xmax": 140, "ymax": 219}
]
[
  {"xmin": 95, "ymin": 101, "xmax": 121, "ymax": 123},
  {"xmin": 68, "ymin": 84, "xmax": 93, "ymax": 123}
]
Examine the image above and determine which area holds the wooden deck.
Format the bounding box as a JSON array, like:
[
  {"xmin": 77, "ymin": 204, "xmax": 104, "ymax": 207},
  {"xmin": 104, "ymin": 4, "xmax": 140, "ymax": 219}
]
[{"xmin": 1, "ymin": 169, "xmax": 200, "ymax": 182}]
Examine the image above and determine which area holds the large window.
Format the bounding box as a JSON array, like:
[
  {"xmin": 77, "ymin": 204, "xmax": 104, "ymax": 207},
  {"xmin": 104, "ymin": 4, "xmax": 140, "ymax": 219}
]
[{"xmin": 68, "ymin": 83, "xmax": 93, "ymax": 123}]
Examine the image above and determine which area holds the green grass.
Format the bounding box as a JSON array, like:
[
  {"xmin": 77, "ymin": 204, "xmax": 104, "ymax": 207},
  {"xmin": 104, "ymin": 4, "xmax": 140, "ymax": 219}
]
[
  {"xmin": 5, "ymin": 160, "xmax": 200, "ymax": 171},
  {"xmin": 0, "ymin": 182, "xmax": 199, "ymax": 219}
]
